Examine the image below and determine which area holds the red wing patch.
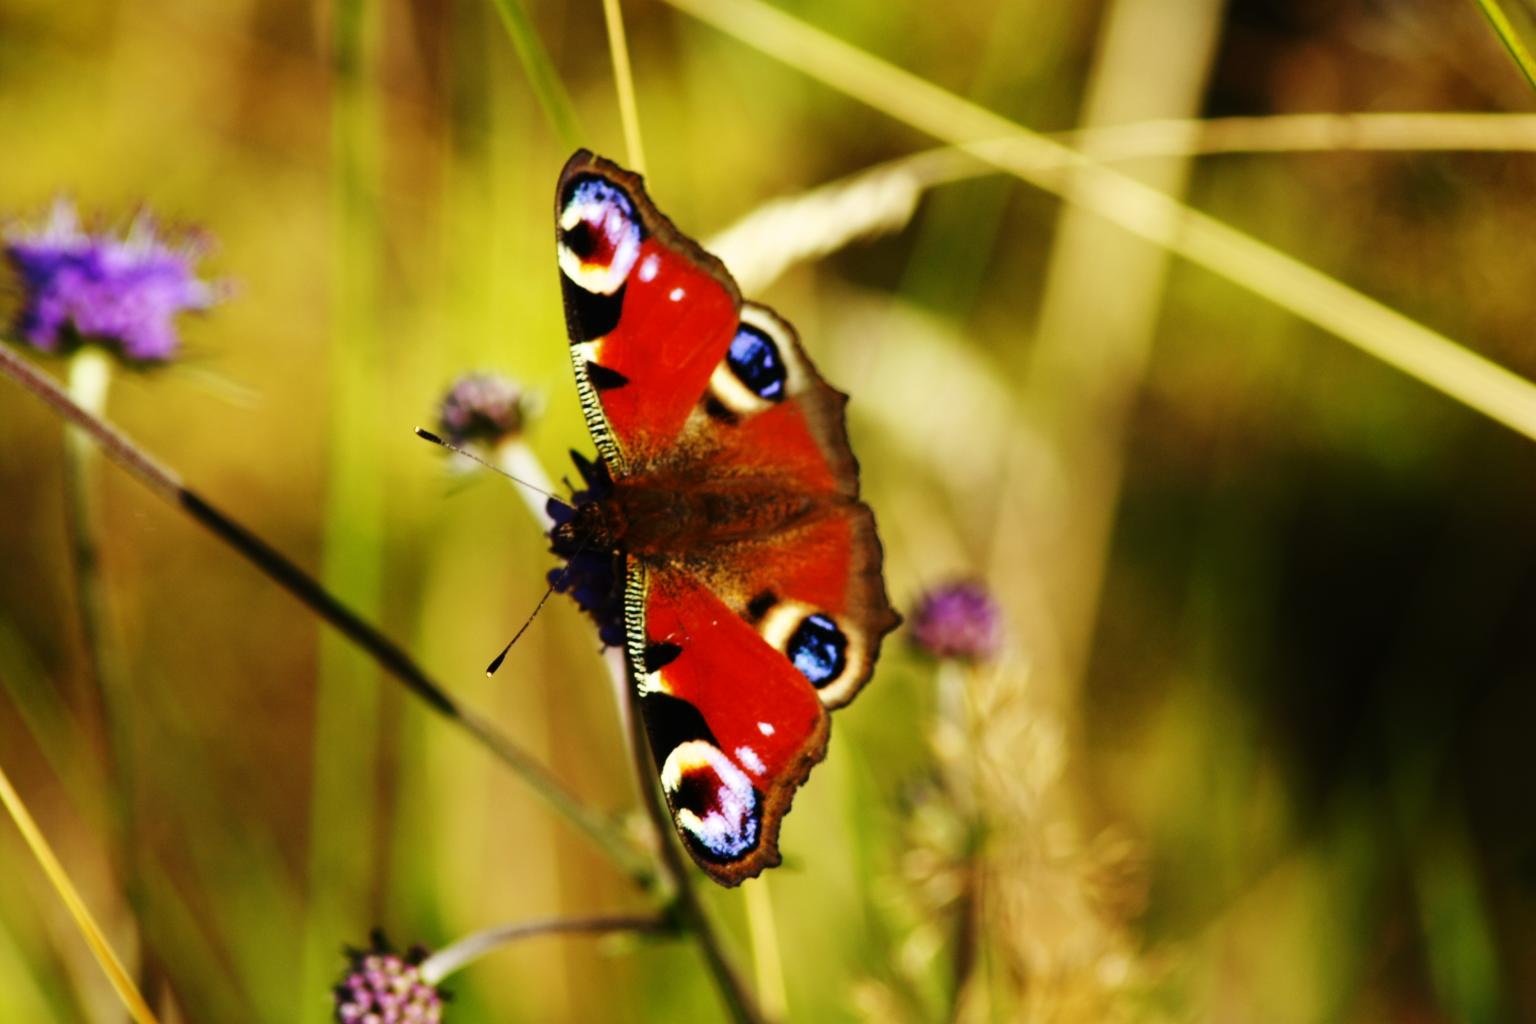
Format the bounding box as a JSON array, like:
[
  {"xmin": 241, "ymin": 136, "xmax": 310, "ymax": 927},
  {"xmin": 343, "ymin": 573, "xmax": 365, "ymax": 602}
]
[{"xmin": 588, "ymin": 238, "xmax": 737, "ymax": 458}]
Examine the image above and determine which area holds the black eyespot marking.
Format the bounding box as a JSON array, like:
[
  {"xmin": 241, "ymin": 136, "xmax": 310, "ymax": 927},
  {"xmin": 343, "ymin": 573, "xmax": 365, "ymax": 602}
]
[
  {"xmin": 638, "ymin": 691, "xmax": 715, "ymax": 763},
  {"xmin": 564, "ymin": 220, "xmax": 598, "ymax": 260},
  {"xmin": 586, "ymin": 361, "xmax": 629, "ymax": 390},
  {"xmin": 746, "ymin": 590, "xmax": 777, "ymax": 621},
  {"xmin": 673, "ymin": 775, "xmax": 763, "ymax": 865},
  {"xmin": 644, "ymin": 641, "xmax": 682, "ymax": 673},
  {"xmin": 560, "ymin": 275, "xmax": 625, "ymax": 342},
  {"xmin": 727, "ymin": 323, "xmax": 787, "ymax": 401},
  {"xmin": 703, "ymin": 396, "xmax": 739, "ymax": 424},
  {"xmin": 787, "ymin": 613, "xmax": 847, "ymax": 686}
]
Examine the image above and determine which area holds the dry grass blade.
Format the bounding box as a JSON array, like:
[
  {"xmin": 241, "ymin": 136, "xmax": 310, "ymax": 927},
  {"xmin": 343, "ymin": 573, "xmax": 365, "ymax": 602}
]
[
  {"xmin": 706, "ymin": 150, "xmax": 976, "ymax": 293},
  {"xmin": 712, "ymin": 113, "xmax": 1536, "ymax": 295},
  {"xmin": 0, "ymin": 759, "xmax": 159, "ymax": 1024},
  {"xmin": 1070, "ymin": 111, "xmax": 1536, "ymax": 158},
  {"xmin": 603, "ymin": 0, "xmax": 647, "ymax": 174},
  {"xmin": 666, "ymin": 0, "xmax": 1536, "ymax": 444}
]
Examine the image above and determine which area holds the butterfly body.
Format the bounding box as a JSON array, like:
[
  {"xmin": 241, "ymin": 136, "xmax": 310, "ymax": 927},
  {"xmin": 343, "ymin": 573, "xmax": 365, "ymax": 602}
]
[
  {"xmin": 566, "ymin": 470, "xmax": 845, "ymax": 555},
  {"xmin": 550, "ymin": 150, "xmax": 899, "ymax": 885}
]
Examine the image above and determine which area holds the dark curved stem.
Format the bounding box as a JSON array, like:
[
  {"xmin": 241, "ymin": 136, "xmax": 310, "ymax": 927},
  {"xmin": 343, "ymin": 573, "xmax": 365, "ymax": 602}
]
[
  {"xmin": 0, "ymin": 341, "xmax": 652, "ymax": 885},
  {"xmin": 618, "ymin": 671, "xmax": 768, "ymax": 1024}
]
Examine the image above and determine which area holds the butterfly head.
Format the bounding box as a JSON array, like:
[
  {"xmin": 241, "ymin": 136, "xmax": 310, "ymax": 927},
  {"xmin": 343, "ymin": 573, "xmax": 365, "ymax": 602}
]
[{"xmin": 546, "ymin": 451, "xmax": 627, "ymax": 647}]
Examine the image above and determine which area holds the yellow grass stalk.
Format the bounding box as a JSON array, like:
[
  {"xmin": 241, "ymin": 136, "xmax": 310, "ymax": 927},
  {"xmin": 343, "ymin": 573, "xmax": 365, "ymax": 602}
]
[
  {"xmin": 602, "ymin": 0, "xmax": 647, "ymax": 174},
  {"xmin": 1474, "ymin": 0, "xmax": 1536, "ymax": 95},
  {"xmin": 0, "ymin": 759, "xmax": 158, "ymax": 1024},
  {"xmin": 712, "ymin": 112, "xmax": 1536, "ymax": 294},
  {"xmin": 711, "ymin": 112, "xmax": 1536, "ymax": 297},
  {"xmin": 1069, "ymin": 111, "xmax": 1536, "ymax": 158},
  {"xmin": 665, "ymin": 0, "xmax": 1536, "ymax": 445},
  {"xmin": 743, "ymin": 877, "xmax": 788, "ymax": 1021}
]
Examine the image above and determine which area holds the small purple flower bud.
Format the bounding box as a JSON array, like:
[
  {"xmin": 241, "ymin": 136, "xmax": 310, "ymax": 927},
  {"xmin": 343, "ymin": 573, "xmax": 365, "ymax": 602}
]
[
  {"xmin": 333, "ymin": 932, "xmax": 445, "ymax": 1023},
  {"xmin": 908, "ymin": 580, "xmax": 1003, "ymax": 662},
  {"xmin": 436, "ymin": 372, "xmax": 527, "ymax": 448},
  {"xmin": 4, "ymin": 198, "xmax": 223, "ymax": 364}
]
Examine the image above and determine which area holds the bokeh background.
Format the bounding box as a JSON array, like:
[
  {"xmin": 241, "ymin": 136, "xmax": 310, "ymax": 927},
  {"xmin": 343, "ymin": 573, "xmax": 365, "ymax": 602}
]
[{"xmin": 3, "ymin": 0, "xmax": 1536, "ymax": 1020}]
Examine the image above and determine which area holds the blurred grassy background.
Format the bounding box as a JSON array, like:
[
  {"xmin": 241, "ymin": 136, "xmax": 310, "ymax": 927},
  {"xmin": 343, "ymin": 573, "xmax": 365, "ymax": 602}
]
[{"xmin": 3, "ymin": 0, "xmax": 1536, "ymax": 1020}]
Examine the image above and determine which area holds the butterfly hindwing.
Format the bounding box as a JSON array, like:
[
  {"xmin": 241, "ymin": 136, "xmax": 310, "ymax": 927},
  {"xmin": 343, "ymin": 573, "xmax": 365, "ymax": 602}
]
[
  {"xmin": 555, "ymin": 149, "xmax": 900, "ymax": 885},
  {"xmin": 627, "ymin": 566, "xmax": 830, "ymax": 884}
]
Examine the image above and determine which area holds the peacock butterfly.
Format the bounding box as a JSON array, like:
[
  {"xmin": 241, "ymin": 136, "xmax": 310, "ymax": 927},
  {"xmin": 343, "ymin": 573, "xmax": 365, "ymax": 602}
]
[{"xmin": 546, "ymin": 150, "xmax": 900, "ymax": 886}]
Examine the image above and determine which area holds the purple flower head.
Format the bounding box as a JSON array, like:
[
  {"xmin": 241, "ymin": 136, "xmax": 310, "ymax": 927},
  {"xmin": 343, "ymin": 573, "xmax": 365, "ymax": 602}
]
[
  {"xmin": 547, "ymin": 450, "xmax": 625, "ymax": 648},
  {"xmin": 4, "ymin": 199, "xmax": 222, "ymax": 364},
  {"xmin": 436, "ymin": 372, "xmax": 527, "ymax": 448},
  {"xmin": 909, "ymin": 580, "xmax": 1004, "ymax": 662},
  {"xmin": 333, "ymin": 931, "xmax": 445, "ymax": 1024}
]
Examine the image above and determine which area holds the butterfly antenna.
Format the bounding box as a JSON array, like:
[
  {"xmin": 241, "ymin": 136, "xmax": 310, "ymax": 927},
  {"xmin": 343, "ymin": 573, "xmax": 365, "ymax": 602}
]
[
  {"xmin": 483, "ymin": 522, "xmax": 617, "ymax": 676},
  {"xmin": 486, "ymin": 564, "xmax": 572, "ymax": 677},
  {"xmin": 415, "ymin": 427, "xmax": 567, "ymax": 505}
]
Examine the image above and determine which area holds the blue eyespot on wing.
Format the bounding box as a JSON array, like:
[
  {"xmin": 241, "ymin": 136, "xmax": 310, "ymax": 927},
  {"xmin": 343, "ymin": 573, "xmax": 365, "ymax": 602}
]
[
  {"xmin": 787, "ymin": 613, "xmax": 847, "ymax": 685},
  {"xmin": 727, "ymin": 323, "xmax": 787, "ymax": 401}
]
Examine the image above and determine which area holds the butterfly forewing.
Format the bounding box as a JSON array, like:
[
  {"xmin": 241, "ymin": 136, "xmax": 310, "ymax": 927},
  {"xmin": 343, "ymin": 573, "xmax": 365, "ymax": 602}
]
[
  {"xmin": 554, "ymin": 149, "xmax": 900, "ymax": 885},
  {"xmin": 557, "ymin": 152, "xmax": 741, "ymax": 471}
]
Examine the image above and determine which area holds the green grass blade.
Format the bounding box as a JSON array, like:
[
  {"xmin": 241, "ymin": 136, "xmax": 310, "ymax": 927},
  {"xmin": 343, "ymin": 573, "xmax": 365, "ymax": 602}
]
[
  {"xmin": 302, "ymin": 0, "xmax": 385, "ymax": 1012},
  {"xmin": 486, "ymin": 0, "xmax": 583, "ymax": 148}
]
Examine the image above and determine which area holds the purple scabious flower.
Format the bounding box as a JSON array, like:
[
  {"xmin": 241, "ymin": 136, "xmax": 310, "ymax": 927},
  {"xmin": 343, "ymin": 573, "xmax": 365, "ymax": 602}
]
[
  {"xmin": 4, "ymin": 199, "xmax": 221, "ymax": 364},
  {"xmin": 436, "ymin": 372, "xmax": 526, "ymax": 448},
  {"xmin": 547, "ymin": 450, "xmax": 626, "ymax": 648},
  {"xmin": 333, "ymin": 932, "xmax": 444, "ymax": 1023},
  {"xmin": 909, "ymin": 580, "xmax": 1004, "ymax": 662}
]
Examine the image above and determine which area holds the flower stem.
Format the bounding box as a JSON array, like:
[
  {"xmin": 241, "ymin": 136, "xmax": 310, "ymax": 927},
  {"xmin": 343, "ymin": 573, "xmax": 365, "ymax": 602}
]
[
  {"xmin": 62, "ymin": 349, "xmax": 170, "ymax": 1008},
  {"xmin": 419, "ymin": 912, "xmax": 669, "ymax": 984},
  {"xmin": 743, "ymin": 877, "xmax": 788, "ymax": 1021},
  {"xmin": 0, "ymin": 341, "xmax": 651, "ymax": 885},
  {"xmin": 486, "ymin": 423, "xmax": 768, "ymax": 1021},
  {"xmin": 305, "ymin": 0, "xmax": 387, "ymax": 1003},
  {"xmin": 616, "ymin": 660, "xmax": 768, "ymax": 1024}
]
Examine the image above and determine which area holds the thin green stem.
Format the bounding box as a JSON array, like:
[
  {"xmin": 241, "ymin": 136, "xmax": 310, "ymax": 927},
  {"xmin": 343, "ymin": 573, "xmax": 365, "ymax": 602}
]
[
  {"xmin": 0, "ymin": 342, "xmax": 651, "ymax": 885},
  {"xmin": 419, "ymin": 912, "xmax": 670, "ymax": 984},
  {"xmin": 743, "ymin": 877, "xmax": 787, "ymax": 1021},
  {"xmin": 306, "ymin": 0, "xmax": 386, "ymax": 1004},
  {"xmin": 486, "ymin": 0, "xmax": 583, "ymax": 148},
  {"xmin": 1474, "ymin": 0, "xmax": 1536, "ymax": 95},
  {"xmin": 62, "ymin": 349, "xmax": 170, "ymax": 1008},
  {"xmin": 61, "ymin": 352, "xmax": 124, "ymax": 820}
]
